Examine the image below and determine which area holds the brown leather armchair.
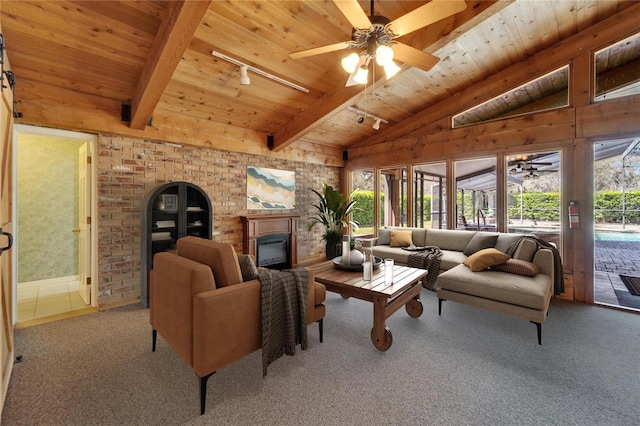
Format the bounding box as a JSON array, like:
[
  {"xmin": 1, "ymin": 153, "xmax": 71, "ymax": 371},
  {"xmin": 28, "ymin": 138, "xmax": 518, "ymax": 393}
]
[{"xmin": 150, "ymin": 237, "xmax": 325, "ymax": 414}]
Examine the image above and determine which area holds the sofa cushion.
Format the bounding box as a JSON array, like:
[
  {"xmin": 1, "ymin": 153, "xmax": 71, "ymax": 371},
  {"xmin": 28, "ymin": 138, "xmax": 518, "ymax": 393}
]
[
  {"xmin": 463, "ymin": 248, "xmax": 510, "ymax": 272},
  {"xmin": 440, "ymin": 250, "xmax": 468, "ymax": 271},
  {"xmin": 390, "ymin": 230, "xmax": 413, "ymax": 247},
  {"xmin": 238, "ymin": 254, "xmax": 259, "ymax": 281},
  {"xmin": 438, "ymin": 264, "xmax": 551, "ymax": 310},
  {"xmin": 377, "ymin": 229, "xmax": 391, "ymax": 245},
  {"xmin": 426, "ymin": 229, "xmax": 475, "ymax": 251},
  {"xmin": 177, "ymin": 236, "xmax": 243, "ymax": 287},
  {"xmin": 371, "ymin": 245, "xmax": 411, "ymax": 264},
  {"xmin": 491, "ymin": 259, "xmax": 542, "ymax": 277},
  {"xmin": 513, "ymin": 238, "xmax": 538, "ymax": 262},
  {"xmin": 463, "ymin": 232, "xmax": 498, "ymax": 255},
  {"xmin": 494, "ymin": 233, "xmax": 526, "ymax": 253}
]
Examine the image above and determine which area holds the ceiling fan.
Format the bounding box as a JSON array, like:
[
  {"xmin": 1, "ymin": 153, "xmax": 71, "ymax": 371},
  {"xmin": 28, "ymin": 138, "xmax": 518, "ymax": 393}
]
[
  {"xmin": 509, "ymin": 159, "xmax": 555, "ymax": 178},
  {"xmin": 289, "ymin": 0, "xmax": 467, "ymax": 86}
]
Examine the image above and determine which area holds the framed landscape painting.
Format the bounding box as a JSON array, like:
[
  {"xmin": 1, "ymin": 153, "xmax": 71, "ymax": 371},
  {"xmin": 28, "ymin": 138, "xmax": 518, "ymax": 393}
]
[{"xmin": 247, "ymin": 166, "xmax": 295, "ymax": 209}]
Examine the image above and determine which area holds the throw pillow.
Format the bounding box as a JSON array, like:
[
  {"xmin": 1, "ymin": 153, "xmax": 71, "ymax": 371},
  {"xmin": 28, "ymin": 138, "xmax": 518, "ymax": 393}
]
[
  {"xmin": 491, "ymin": 259, "xmax": 542, "ymax": 277},
  {"xmin": 377, "ymin": 229, "xmax": 391, "ymax": 245},
  {"xmin": 237, "ymin": 254, "xmax": 259, "ymax": 281},
  {"xmin": 390, "ymin": 230, "xmax": 413, "ymax": 247},
  {"xmin": 463, "ymin": 233, "xmax": 499, "ymax": 255},
  {"xmin": 463, "ymin": 248, "xmax": 510, "ymax": 272}
]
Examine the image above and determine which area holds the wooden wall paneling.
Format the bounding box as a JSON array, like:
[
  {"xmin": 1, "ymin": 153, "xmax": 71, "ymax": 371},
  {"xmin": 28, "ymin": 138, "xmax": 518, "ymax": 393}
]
[
  {"xmin": 576, "ymin": 96, "xmax": 640, "ymax": 139},
  {"xmin": 569, "ymin": 138, "xmax": 594, "ymax": 303},
  {"xmin": 445, "ymin": 158, "xmax": 455, "ymax": 230},
  {"xmin": 406, "ymin": 164, "xmax": 414, "ymax": 227},
  {"xmin": 350, "ymin": 109, "xmax": 576, "ymax": 168},
  {"xmin": 572, "ymin": 50, "xmax": 593, "ymax": 107},
  {"xmin": 495, "ymin": 152, "xmax": 506, "ymax": 233},
  {"xmin": 13, "ymin": 79, "xmax": 343, "ymax": 167},
  {"xmin": 373, "ymin": 167, "xmax": 380, "ymax": 236},
  {"xmin": 560, "ymin": 142, "xmax": 576, "ymax": 299}
]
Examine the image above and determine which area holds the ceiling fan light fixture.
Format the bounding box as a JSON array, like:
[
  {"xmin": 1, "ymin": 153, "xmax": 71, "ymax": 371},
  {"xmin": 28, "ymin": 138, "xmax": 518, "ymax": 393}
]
[
  {"xmin": 239, "ymin": 65, "xmax": 250, "ymax": 85},
  {"xmin": 353, "ymin": 65, "xmax": 369, "ymax": 85},
  {"xmin": 341, "ymin": 52, "xmax": 360, "ymax": 73},
  {"xmin": 375, "ymin": 44, "xmax": 394, "ymax": 66},
  {"xmin": 383, "ymin": 60, "xmax": 401, "ymax": 79}
]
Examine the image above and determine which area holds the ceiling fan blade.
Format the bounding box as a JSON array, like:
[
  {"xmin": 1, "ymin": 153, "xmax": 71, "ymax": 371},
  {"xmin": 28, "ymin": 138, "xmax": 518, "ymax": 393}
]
[
  {"xmin": 332, "ymin": 0, "xmax": 372, "ymax": 30},
  {"xmin": 290, "ymin": 41, "xmax": 351, "ymax": 59},
  {"xmin": 389, "ymin": 0, "xmax": 467, "ymax": 37},
  {"xmin": 392, "ymin": 43, "xmax": 439, "ymax": 72}
]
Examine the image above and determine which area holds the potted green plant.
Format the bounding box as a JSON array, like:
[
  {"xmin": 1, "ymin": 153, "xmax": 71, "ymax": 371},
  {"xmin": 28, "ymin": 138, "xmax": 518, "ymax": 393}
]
[{"xmin": 308, "ymin": 184, "xmax": 359, "ymax": 259}]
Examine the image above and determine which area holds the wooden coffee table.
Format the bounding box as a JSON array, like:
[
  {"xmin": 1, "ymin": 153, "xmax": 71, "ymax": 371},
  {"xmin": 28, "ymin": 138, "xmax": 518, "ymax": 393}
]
[{"xmin": 308, "ymin": 260, "xmax": 428, "ymax": 351}]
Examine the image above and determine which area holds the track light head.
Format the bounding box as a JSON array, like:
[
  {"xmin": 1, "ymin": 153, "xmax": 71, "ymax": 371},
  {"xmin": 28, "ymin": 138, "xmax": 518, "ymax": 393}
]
[
  {"xmin": 372, "ymin": 118, "xmax": 381, "ymax": 130},
  {"xmin": 239, "ymin": 65, "xmax": 250, "ymax": 85}
]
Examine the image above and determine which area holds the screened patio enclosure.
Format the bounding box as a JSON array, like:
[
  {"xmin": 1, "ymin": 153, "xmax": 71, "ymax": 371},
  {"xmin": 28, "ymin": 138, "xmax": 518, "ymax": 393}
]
[{"xmin": 387, "ymin": 140, "xmax": 637, "ymax": 235}]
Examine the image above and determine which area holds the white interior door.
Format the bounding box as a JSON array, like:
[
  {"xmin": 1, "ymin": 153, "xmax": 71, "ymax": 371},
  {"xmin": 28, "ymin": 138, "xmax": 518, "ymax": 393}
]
[{"xmin": 78, "ymin": 142, "xmax": 91, "ymax": 305}]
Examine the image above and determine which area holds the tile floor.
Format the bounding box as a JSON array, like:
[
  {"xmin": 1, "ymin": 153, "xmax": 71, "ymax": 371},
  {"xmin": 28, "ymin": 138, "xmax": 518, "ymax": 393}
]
[
  {"xmin": 17, "ymin": 276, "xmax": 89, "ymax": 323},
  {"xmin": 594, "ymin": 239, "xmax": 640, "ymax": 312}
]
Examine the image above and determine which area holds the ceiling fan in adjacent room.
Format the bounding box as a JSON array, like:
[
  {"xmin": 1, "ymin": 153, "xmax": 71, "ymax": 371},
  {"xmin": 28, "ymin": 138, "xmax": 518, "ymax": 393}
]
[
  {"xmin": 289, "ymin": 0, "xmax": 467, "ymax": 86},
  {"xmin": 509, "ymin": 159, "xmax": 555, "ymax": 178}
]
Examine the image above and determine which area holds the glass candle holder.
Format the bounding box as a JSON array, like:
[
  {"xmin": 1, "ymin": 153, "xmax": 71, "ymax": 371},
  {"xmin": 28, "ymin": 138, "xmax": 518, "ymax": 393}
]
[
  {"xmin": 384, "ymin": 258, "xmax": 394, "ymax": 284},
  {"xmin": 363, "ymin": 260, "xmax": 372, "ymax": 281},
  {"xmin": 342, "ymin": 240, "xmax": 350, "ymax": 265}
]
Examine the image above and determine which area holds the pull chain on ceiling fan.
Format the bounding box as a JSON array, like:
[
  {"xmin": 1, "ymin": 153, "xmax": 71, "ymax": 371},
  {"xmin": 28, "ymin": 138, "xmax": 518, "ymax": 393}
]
[{"xmin": 290, "ymin": 0, "xmax": 467, "ymax": 86}]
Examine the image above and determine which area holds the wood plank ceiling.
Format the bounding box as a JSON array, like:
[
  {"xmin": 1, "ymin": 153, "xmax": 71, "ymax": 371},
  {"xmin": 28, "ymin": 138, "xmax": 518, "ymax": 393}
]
[{"xmin": 1, "ymin": 1, "xmax": 638, "ymax": 158}]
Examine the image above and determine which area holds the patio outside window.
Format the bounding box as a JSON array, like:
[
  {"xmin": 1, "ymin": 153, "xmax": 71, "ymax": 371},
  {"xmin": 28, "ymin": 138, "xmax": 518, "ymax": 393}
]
[
  {"xmin": 454, "ymin": 157, "xmax": 497, "ymax": 232},
  {"xmin": 351, "ymin": 169, "xmax": 374, "ymax": 236},
  {"xmin": 413, "ymin": 162, "xmax": 447, "ymax": 229},
  {"xmin": 380, "ymin": 167, "xmax": 407, "ymax": 227},
  {"xmin": 506, "ymin": 151, "xmax": 561, "ymax": 248}
]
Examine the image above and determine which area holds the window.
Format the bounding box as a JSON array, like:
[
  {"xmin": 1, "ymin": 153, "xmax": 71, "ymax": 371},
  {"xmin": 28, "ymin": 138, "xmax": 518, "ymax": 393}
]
[
  {"xmin": 380, "ymin": 167, "xmax": 407, "ymax": 227},
  {"xmin": 351, "ymin": 170, "xmax": 374, "ymax": 236},
  {"xmin": 454, "ymin": 158, "xmax": 497, "ymax": 231},
  {"xmin": 413, "ymin": 162, "xmax": 447, "ymax": 229},
  {"xmin": 506, "ymin": 151, "xmax": 561, "ymax": 247},
  {"xmin": 594, "ymin": 32, "xmax": 640, "ymax": 102},
  {"xmin": 453, "ymin": 66, "xmax": 569, "ymax": 128}
]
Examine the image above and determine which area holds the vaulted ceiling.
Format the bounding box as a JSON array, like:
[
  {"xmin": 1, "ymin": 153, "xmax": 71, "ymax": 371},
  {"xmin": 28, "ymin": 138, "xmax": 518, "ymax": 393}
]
[{"xmin": 1, "ymin": 1, "xmax": 638, "ymax": 163}]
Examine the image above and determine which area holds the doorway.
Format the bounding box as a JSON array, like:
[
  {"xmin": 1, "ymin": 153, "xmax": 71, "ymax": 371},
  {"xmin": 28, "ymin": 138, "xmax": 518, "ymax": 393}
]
[
  {"xmin": 13, "ymin": 125, "xmax": 97, "ymax": 326},
  {"xmin": 593, "ymin": 138, "xmax": 640, "ymax": 312}
]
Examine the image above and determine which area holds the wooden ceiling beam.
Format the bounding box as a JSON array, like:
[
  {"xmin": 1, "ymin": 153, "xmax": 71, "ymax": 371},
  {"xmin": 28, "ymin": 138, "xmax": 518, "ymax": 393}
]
[
  {"xmin": 129, "ymin": 0, "xmax": 211, "ymax": 129},
  {"xmin": 269, "ymin": 0, "xmax": 508, "ymax": 152}
]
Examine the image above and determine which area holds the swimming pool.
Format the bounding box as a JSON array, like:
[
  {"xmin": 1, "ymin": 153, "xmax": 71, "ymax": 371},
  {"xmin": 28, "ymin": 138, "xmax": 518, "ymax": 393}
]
[{"xmin": 594, "ymin": 231, "xmax": 640, "ymax": 242}]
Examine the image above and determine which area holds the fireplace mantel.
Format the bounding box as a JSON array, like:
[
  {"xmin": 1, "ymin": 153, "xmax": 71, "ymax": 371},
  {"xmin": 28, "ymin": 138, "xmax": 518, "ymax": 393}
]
[{"xmin": 240, "ymin": 215, "xmax": 298, "ymax": 268}]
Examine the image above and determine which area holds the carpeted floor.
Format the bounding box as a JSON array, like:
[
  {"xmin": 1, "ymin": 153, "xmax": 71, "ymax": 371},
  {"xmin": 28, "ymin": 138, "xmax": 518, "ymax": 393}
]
[{"xmin": 3, "ymin": 290, "xmax": 640, "ymax": 425}]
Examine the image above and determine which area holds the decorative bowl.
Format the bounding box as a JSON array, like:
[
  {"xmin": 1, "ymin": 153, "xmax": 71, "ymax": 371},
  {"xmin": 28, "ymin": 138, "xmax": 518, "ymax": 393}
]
[{"xmin": 332, "ymin": 256, "xmax": 383, "ymax": 272}]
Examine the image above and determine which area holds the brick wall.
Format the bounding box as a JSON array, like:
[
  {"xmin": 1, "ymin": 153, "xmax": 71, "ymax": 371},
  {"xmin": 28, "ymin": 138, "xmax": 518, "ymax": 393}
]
[{"xmin": 97, "ymin": 135, "xmax": 340, "ymax": 307}]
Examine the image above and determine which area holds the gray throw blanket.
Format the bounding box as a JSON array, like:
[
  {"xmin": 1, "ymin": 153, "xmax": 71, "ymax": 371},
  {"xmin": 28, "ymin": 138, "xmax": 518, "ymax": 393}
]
[
  {"xmin": 506, "ymin": 235, "xmax": 565, "ymax": 295},
  {"xmin": 259, "ymin": 268, "xmax": 308, "ymax": 377},
  {"xmin": 406, "ymin": 247, "xmax": 443, "ymax": 291}
]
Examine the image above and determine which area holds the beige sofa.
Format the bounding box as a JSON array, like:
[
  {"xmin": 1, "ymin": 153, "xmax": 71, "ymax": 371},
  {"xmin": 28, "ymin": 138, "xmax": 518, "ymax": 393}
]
[
  {"xmin": 150, "ymin": 237, "xmax": 326, "ymax": 414},
  {"xmin": 362, "ymin": 227, "xmax": 556, "ymax": 344}
]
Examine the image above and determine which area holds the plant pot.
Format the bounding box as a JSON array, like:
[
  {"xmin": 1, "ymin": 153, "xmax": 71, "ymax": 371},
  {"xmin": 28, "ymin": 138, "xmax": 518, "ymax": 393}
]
[{"xmin": 325, "ymin": 242, "xmax": 342, "ymax": 260}]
